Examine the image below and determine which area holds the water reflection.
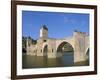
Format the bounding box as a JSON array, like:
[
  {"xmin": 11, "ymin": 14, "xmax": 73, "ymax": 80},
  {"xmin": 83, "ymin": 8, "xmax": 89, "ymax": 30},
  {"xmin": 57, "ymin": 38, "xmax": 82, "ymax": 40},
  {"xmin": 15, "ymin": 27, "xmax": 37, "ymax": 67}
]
[{"xmin": 22, "ymin": 52, "xmax": 89, "ymax": 69}]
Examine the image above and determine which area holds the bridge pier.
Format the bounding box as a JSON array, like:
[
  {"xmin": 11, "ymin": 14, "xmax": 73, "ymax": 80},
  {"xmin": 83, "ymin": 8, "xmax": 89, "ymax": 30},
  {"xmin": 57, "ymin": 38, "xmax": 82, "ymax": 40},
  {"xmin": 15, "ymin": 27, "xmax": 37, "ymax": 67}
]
[
  {"xmin": 47, "ymin": 52, "xmax": 63, "ymax": 58},
  {"xmin": 74, "ymin": 51, "xmax": 87, "ymax": 63},
  {"xmin": 73, "ymin": 31, "xmax": 88, "ymax": 63},
  {"xmin": 47, "ymin": 53, "xmax": 56, "ymax": 58}
]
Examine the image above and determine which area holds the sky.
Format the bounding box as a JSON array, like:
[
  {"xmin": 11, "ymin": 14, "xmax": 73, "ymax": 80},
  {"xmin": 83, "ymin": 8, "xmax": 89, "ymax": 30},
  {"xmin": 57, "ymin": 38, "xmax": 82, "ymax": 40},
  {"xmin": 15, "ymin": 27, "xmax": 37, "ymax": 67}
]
[{"xmin": 22, "ymin": 11, "xmax": 89, "ymax": 39}]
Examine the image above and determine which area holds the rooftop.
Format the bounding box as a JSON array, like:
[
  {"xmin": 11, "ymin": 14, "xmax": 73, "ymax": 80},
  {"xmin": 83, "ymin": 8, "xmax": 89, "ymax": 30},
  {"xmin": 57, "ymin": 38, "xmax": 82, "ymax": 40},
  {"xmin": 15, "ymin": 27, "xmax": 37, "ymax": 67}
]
[{"xmin": 41, "ymin": 25, "xmax": 48, "ymax": 30}]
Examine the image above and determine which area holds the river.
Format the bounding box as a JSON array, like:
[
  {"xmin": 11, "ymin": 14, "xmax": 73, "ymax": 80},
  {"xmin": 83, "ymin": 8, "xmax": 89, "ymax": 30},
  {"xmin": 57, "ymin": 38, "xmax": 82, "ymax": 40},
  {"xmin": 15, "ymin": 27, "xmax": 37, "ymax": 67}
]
[{"xmin": 22, "ymin": 52, "xmax": 89, "ymax": 69}]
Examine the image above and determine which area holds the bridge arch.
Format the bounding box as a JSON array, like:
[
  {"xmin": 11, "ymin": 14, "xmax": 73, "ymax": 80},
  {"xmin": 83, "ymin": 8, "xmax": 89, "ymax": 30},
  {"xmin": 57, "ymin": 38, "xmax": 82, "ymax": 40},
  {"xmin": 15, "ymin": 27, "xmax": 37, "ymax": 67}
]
[
  {"xmin": 56, "ymin": 41, "xmax": 74, "ymax": 64},
  {"xmin": 56, "ymin": 41, "xmax": 74, "ymax": 54},
  {"xmin": 43, "ymin": 44, "xmax": 48, "ymax": 56}
]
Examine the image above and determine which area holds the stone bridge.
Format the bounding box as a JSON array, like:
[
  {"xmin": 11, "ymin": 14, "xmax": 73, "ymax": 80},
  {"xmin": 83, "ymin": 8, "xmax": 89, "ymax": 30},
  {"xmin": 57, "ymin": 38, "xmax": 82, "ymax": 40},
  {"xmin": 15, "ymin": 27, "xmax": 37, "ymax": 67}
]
[
  {"xmin": 26, "ymin": 32, "xmax": 89, "ymax": 63},
  {"xmin": 25, "ymin": 25, "xmax": 89, "ymax": 63}
]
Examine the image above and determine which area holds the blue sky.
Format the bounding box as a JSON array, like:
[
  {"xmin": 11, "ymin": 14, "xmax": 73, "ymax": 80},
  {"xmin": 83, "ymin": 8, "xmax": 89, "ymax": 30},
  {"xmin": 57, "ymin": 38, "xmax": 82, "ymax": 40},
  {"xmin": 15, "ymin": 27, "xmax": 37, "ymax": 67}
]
[{"xmin": 22, "ymin": 11, "xmax": 89, "ymax": 39}]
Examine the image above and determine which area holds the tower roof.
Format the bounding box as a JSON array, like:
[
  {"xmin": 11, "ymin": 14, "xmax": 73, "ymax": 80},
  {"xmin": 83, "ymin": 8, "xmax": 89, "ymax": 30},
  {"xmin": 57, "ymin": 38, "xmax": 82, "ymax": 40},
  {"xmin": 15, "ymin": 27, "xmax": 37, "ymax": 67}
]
[{"xmin": 41, "ymin": 25, "xmax": 48, "ymax": 30}]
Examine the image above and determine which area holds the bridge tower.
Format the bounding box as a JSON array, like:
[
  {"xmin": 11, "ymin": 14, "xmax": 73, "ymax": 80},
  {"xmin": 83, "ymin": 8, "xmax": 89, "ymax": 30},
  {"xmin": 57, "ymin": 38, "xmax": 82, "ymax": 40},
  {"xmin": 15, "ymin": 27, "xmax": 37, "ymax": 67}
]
[
  {"xmin": 34, "ymin": 25, "xmax": 48, "ymax": 56},
  {"xmin": 73, "ymin": 31, "xmax": 87, "ymax": 63},
  {"xmin": 40, "ymin": 25, "xmax": 48, "ymax": 40}
]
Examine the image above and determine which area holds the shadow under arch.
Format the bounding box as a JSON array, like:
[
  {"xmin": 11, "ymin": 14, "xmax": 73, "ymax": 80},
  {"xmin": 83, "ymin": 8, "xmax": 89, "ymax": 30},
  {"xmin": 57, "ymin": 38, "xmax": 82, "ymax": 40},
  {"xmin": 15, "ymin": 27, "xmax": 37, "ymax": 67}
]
[{"xmin": 43, "ymin": 45, "xmax": 48, "ymax": 56}]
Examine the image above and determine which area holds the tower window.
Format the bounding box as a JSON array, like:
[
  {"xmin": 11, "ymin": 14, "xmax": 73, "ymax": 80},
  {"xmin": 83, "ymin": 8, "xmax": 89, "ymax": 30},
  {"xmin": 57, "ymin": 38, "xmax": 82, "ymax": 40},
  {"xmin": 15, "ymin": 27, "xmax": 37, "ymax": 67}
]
[
  {"xmin": 43, "ymin": 40, "xmax": 47, "ymax": 42},
  {"xmin": 52, "ymin": 49, "xmax": 53, "ymax": 53}
]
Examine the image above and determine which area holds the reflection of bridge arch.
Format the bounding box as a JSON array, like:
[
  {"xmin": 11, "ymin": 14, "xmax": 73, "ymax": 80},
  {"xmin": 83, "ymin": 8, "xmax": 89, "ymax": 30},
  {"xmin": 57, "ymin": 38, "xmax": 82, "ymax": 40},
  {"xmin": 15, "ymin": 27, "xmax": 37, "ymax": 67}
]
[{"xmin": 56, "ymin": 41, "xmax": 74, "ymax": 53}]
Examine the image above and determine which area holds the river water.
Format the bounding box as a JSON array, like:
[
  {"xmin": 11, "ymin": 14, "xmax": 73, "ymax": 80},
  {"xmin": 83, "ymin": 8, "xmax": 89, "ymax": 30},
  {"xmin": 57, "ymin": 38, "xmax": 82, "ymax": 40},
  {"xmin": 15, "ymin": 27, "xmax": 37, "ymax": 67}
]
[{"xmin": 22, "ymin": 52, "xmax": 89, "ymax": 69}]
